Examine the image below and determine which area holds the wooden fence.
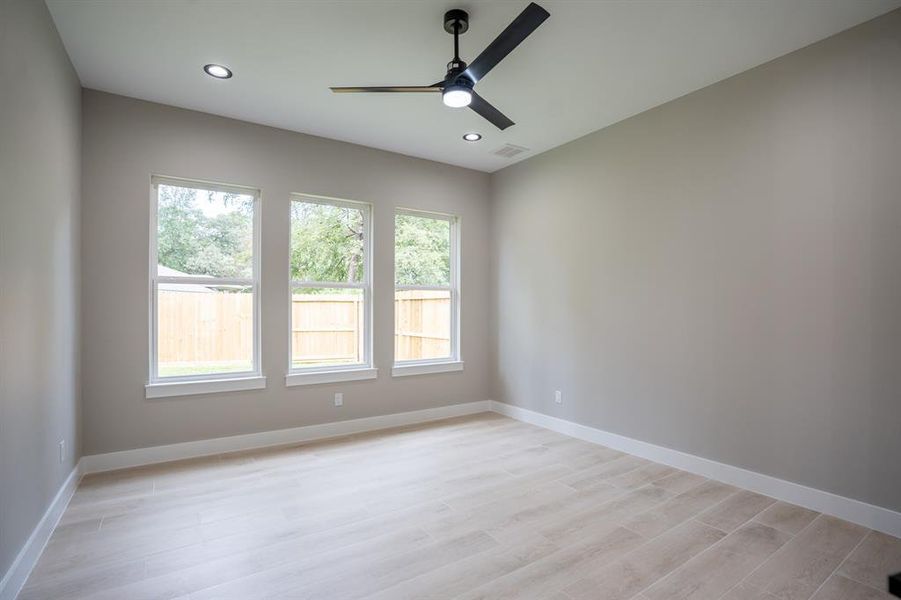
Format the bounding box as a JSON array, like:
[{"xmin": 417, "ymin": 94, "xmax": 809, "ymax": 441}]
[
  {"xmin": 157, "ymin": 290, "xmax": 252, "ymax": 367},
  {"xmin": 291, "ymin": 293, "xmax": 363, "ymax": 365},
  {"xmin": 157, "ymin": 290, "xmax": 450, "ymax": 367},
  {"xmin": 394, "ymin": 290, "xmax": 451, "ymax": 361}
]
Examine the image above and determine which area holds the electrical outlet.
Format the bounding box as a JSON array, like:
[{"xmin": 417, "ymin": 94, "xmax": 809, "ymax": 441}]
[
  {"xmin": 58, "ymin": 440, "xmax": 65, "ymax": 463},
  {"xmin": 554, "ymin": 390, "xmax": 562, "ymax": 404},
  {"xmin": 334, "ymin": 392, "xmax": 343, "ymax": 407}
]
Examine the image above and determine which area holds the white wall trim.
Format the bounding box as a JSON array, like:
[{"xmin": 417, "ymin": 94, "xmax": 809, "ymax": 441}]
[
  {"xmin": 5, "ymin": 401, "xmax": 490, "ymax": 597},
  {"xmin": 81, "ymin": 400, "xmax": 491, "ymax": 474},
  {"xmin": 15, "ymin": 399, "xmax": 899, "ymax": 600},
  {"xmin": 490, "ymin": 400, "xmax": 901, "ymax": 538},
  {"xmin": 0, "ymin": 464, "xmax": 82, "ymax": 600}
]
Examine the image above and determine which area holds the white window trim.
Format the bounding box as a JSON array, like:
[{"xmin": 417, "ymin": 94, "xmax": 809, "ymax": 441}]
[
  {"xmin": 146, "ymin": 376, "xmax": 267, "ymax": 400},
  {"xmin": 392, "ymin": 361, "xmax": 464, "ymax": 377},
  {"xmin": 147, "ymin": 175, "xmax": 263, "ymax": 398},
  {"xmin": 285, "ymin": 367, "xmax": 378, "ymax": 387},
  {"xmin": 393, "ymin": 208, "xmax": 462, "ymax": 374},
  {"xmin": 287, "ymin": 193, "xmax": 374, "ymax": 380}
]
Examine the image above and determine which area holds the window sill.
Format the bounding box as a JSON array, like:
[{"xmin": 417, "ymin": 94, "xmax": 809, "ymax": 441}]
[
  {"xmin": 285, "ymin": 367, "xmax": 378, "ymax": 387},
  {"xmin": 392, "ymin": 361, "xmax": 464, "ymax": 377},
  {"xmin": 145, "ymin": 375, "xmax": 267, "ymax": 399}
]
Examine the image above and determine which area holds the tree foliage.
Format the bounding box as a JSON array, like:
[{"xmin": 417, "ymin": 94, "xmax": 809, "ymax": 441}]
[
  {"xmin": 290, "ymin": 202, "xmax": 363, "ymax": 283},
  {"xmin": 157, "ymin": 185, "xmax": 253, "ymax": 278},
  {"xmin": 394, "ymin": 214, "xmax": 450, "ymax": 286},
  {"xmin": 289, "ymin": 205, "xmax": 450, "ymax": 287},
  {"xmin": 159, "ymin": 190, "xmax": 452, "ymax": 287}
]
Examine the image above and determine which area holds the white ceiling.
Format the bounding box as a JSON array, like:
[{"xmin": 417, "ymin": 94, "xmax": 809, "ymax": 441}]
[{"xmin": 48, "ymin": 0, "xmax": 900, "ymax": 173}]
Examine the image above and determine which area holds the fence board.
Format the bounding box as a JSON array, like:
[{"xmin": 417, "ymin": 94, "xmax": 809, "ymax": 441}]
[{"xmin": 157, "ymin": 290, "xmax": 451, "ymax": 367}]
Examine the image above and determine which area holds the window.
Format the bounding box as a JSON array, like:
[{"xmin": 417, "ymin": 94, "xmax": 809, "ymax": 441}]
[
  {"xmin": 287, "ymin": 195, "xmax": 374, "ymax": 385},
  {"xmin": 148, "ymin": 176, "xmax": 263, "ymax": 398},
  {"xmin": 394, "ymin": 209, "xmax": 462, "ymax": 375}
]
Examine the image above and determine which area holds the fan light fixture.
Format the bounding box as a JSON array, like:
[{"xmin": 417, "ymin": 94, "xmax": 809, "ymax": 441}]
[
  {"xmin": 330, "ymin": 3, "xmax": 550, "ymax": 131},
  {"xmin": 463, "ymin": 132, "xmax": 482, "ymax": 142},
  {"xmin": 203, "ymin": 64, "xmax": 233, "ymax": 79},
  {"xmin": 442, "ymin": 84, "xmax": 472, "ymax": 108}
]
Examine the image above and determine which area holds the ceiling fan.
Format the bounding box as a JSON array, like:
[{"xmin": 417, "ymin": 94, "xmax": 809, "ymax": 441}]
[{"xmin": 330, "ymin": 2, "xmax": 550, "ymax": 131}]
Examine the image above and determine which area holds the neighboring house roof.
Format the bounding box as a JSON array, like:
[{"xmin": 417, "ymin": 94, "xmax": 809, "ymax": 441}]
[{"xmin": 158, "ymin": 265, "xmax": 214, "ymax": 293}]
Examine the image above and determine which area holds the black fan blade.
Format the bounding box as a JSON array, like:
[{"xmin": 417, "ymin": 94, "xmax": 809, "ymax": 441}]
[
  {"xmin": 460, "ymin": 2, "xmax": 549, "ymax": 84},
  {"xmin": 331, "ymin": 86, "xmax": 442, "ymax": 93},
  {"xmin": 469, "ymin": 91, "xmax": 514, "ymax": 130}
]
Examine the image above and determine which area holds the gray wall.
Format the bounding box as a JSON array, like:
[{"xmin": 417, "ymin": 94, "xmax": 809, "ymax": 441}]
[
  {"xmin": 491, "ymin": 10, "xmax": 901, "ymax": 512},
  {"xmin": 80, "ymin": 90, "xmax": 492, "ymax": 455},
  {"xmin": 0, "ymin": 0, "xmax": 82, "ymax": 580}
]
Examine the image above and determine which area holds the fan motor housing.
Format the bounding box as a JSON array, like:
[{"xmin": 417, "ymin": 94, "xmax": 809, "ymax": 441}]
[{"xmin": 444, "ymin": 9, "xmax": 469, "ymax": 34}]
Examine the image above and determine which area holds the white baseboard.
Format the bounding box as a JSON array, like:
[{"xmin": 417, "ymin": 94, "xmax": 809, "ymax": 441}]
[
  {"xmin": 490, "ymin": 400, "xmax": 901, "ymax": 539},
  {"xmin": 0, "ymin": 464, "xmax": 81, "ymax": 600},
  {"xmin": 4, "ymin": 401, "xmax": 490, "ymax": 598},
  {"xmin": 9, "ymin": 399, "xmax": 898, "ymax": 600},
  {"xmin": 80, "ymin": 400, "xmax": 492, "ymax": 474}
]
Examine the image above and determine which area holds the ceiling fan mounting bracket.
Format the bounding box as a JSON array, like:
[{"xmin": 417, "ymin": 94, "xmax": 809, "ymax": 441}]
[{"xmin": 443, "ymin": 9, "xmax": 469, "ymax": 35}]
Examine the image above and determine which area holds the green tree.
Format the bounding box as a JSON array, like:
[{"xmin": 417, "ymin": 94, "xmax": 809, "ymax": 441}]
[
  {"xmin": 290, "ymin": 206, "xmax": 450, "ymax": 287},
  {"xmin": 290, "ymin": 202, "xmax": 364, "ymax": 283},
  {"xmin": 157, "ymin": 185, "xmax": 253, "ymax": 278},
  {"xmin": 160, "ymin": 190, "xmax": 452, "ymax": 287},
  {"xmin": 394, "ymin": 214, "xmax": 450, "ymax": 286}
]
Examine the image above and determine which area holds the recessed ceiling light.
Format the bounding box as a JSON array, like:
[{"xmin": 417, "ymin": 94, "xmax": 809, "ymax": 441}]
[
  {"xmin": 462, "ymin": 133, "xmax": 482, "ymax": 142},
  {"xmin": 203, "ymin": 64, "xmax": 232, "ymax": 79}
]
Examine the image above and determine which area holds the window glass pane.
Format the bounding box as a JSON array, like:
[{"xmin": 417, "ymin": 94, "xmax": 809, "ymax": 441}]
[
  {"xmin": 157, "ymin": 183, "xmax": 254, "ymax": 279},
  {"xmin": 157, "ymin": 285, "xmax": 253, "ymax": 377},
  {"xmin": 292, "ymin": 288, "xmax": 364, "ymax": 369},
  {"xmin": 395, "ymin": 214, "xmax": 450, "ymax": 286},
  {"xmin": 291, "ymin": 201, "xmax": 365, "ymax": 283},
  {"xmin": 394, "ymin": 289, "xmax": 451, "ymax": 361}
]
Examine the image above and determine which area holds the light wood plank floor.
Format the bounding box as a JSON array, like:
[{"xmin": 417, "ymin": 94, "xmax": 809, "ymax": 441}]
[{"xmin": 20, "ymin": 413, "xmax": 901, "ymax": 599}]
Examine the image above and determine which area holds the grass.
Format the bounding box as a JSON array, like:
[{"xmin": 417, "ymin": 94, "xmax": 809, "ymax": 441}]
[
  {"xmin": 291, "ymin": 359, "xmax": 359, "ymax": 369},
  {"xmin": 159, "ymin": 359, "xmax": 364, "ymax": 377},
  {"xmin": 159, "ymin": 362, "xmax": 253, "ymax": 377},
  {"xmin": 159, "ymin": 359, "xmax": 358, "ymax": 377}
]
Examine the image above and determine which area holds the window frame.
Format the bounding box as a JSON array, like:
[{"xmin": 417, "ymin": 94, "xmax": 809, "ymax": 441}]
[
  {"xmin": 392, "ymin": 208, "xmax": 462, "ymax": 374},
  {"xmin": 286, "ymin": 193, "xmax": 374, "ymax": 385},
  {"xmin": 147, "ymin": 175, "xmax": 263, "ymax": 394}
]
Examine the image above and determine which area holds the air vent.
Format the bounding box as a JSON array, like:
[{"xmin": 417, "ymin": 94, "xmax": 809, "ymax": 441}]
[{"xmin": 492, "ymin": 143, "xmax": 530, "ymax": 159}]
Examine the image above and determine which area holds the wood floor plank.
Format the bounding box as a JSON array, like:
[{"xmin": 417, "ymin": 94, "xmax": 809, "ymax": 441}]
[
  {"xmin": 275, "ymin": 530, "xmax": 499, "ymax": 599},
  {"xmin": 563, "ymin": 519, "xmax": 726, "ymax": 600},
  {"xmin": 651, "ymin": 470, "xmax": 709, "ymax": 495},
  {"xmin": 753, "ymin": 501, "xmax": 820, "ymax": 536},
  {"xmin": 23, "ymin": 501, "xmax": 452, "ymax": 598},
  {"xmin": 642, "ymin": 522, "xmax": 792, "ymax": 600},
  {"xmin": 455, "ymin": 526, "xmax": 645, "ymax": 600},
  {"xmin": 538, "ymin": 485, "xmax": 673, "ymax": 546},
  {"xmin": 363, "ymin": 535, "xmax": 561, "ymax": 600},
  {"xmin": 19, "ymin": 414, "xmax": 899, "ymax": 600},
  {"xmin": 740, "ymin": 515, "xmax": 869, "ymax": 600},
  {"xmin": 607, "ymin": 462, "xmax": 677, "ymax": 490},
  {"xmin": 621, "ymin": 480, "xmax": 738, "ymax": 539},
  {"xmin": 559, "ymin": 454, "xmax": 649, "ymax": 491},
  {"xmin": 694, "ymin": 490, "xmax": 776, "ymax": 533},
  {"xmin": 99, "ymin": 525, "xmax": 440, "ymax": 600},
  {"xmin": 440, "ymin": 464, "xmax": 576, "ymax": 513},
  {"xmin": 810, "ymin": 575, "xmax": 894, "ymax": 600},
  {"xmin": 721, "ymin": 583, "xmax": 781, "ymax": 599},
  {"xmin": 838, "ymin": 530, "xmax": 901, "ymax": 591}
]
